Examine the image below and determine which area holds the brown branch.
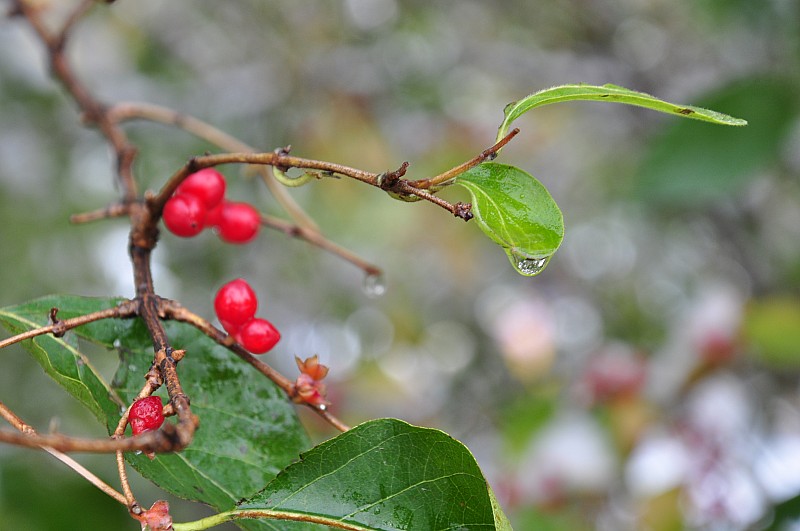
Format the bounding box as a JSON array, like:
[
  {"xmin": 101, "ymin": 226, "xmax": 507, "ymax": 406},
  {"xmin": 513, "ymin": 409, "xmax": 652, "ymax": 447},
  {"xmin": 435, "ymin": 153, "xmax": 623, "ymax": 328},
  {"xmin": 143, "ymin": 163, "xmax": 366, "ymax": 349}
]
[
  {"xmin": 261, "ymin": 214, "xmax": 381, "ymax": 277},
  {"xmin": 411, "ymin": 127, "xmax": 520, "ymax": 189},
  {"xmin": 161, "ymin": 301, "xmax": 350, "ymax": 432},
  {"xmin": 0, "ymin": 301, "xmax": 139, "ymax": 350},
  {"xmin": 0, "ymin": 422, "xmax": 189, "ymax": 453},
  {"xmin": 0, "ymin": 401, "xmax": 127, "ymax": 505},
  {"xmin": 107, "ymin": 101, "xmax": 320, "ymax": 232},
  {"xmin": 13, "ymin": 0, "xmax": 139, "ymax": 200},
  {"xmin": 151, "ymin": 152, "xmax": 469, "ymax": 222},
  {"xmin": 70, "ymin": 202, "xmax": 132, "ymax": 224}
]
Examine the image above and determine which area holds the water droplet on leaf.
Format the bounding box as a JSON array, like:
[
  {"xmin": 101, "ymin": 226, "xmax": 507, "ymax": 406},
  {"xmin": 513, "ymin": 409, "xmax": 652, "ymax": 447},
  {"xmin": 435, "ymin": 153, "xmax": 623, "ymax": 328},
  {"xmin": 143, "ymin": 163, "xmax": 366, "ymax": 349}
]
[
  {"xmin": 508, "ymin": 250, "xmax": 550, "ymax": 276},
  {"xmin": 363, "ymin": 272, "xmax": 386, "ymax": 298}
]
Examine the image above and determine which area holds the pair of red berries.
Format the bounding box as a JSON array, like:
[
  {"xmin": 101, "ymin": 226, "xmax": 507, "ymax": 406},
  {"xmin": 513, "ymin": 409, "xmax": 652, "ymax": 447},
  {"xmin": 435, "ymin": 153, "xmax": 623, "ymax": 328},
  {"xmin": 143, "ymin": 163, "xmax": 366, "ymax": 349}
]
[
  {"xmin": 163, "ymin": 168, "xmax": 261, "ymax": 243},
  {"xmin": 214, "ymin": 278, "xmax": 281, "ymax": 354}
]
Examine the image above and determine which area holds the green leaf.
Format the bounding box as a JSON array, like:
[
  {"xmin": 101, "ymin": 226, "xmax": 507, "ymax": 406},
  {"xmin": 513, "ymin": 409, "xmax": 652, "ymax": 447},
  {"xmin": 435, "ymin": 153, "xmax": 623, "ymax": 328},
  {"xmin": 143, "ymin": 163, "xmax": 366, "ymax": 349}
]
[
  {"xmin": 237, "ymin": 418, "xmax": 509, "ymax": 531},
  {"xmin": 0, "ymin": 295, "xmax": 126, "ymax": 429},
  {"xmin": 1, "ymin": 295, "xmax": 313, "ymax": 531},
  {"xmin": 89, "ymin": 317, "xmax": 312, "ymax": 530},
  {"xmin": 497, "ymin": 83, "xmax": 747, "ymax": 141},
  {"xmin": 454, "ymin": 162, "xmax": 564, "ymax": 276},
  {"xmin": 634, "ymin": 77, "xmax": 799, "ymax": 206}
]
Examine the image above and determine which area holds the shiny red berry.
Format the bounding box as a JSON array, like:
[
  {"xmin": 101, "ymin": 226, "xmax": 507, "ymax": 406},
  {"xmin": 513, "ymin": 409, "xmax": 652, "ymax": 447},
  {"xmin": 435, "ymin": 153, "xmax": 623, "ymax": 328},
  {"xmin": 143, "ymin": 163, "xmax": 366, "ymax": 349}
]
[
  {"xmin": 237, "ymin": 318, "xmax": 281, "ymax": 354},
  {"xmin": 177, "ymin": 168, "xmax": 226, "ymax": 210},
  {"xmin": 214, "ymin": 279, "xmax": 258, "ymax": 332},
  {"xmin": 163, "ymin": 193, "xmax": 205, "ymax": 237},
  {"xmin": 129, "ymin": 396, "xmax": 165, "ymax": 435},
  {"xmin": 216, "ymin": 201, "xmax": 260, "ymax": 244},
  {"xmin": 205, "ymin": 202, "xmax": 223, "ymax": 228}
]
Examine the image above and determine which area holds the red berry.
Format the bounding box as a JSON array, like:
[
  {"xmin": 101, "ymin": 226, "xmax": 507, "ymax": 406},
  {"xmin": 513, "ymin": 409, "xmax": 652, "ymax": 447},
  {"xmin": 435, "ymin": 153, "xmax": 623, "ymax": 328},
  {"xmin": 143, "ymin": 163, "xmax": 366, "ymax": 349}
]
[
  {"xmin": 129, "ymin": 396, "xmax": 165, "ymax": 435},
  {"xmin": 216, "ymin": 201, "xmax": 260, "ymax": 244},
  {"xmin": 214, "ymin": 279, "xmax": 258, "ymax": 332},
  {"xmin": 176, "ymin": 168, "xmax": 226, "ymax": 210},
  {"xmin": 163, "ymin": 193, "xmax": 205, "ymax": 237},
  {"xmin": 237, "ymin": 318, "xmax": 281, "ymax": 354},
  {"xmin": 205, "ymin": 202, "xmax": 223, "ymax": 228}
]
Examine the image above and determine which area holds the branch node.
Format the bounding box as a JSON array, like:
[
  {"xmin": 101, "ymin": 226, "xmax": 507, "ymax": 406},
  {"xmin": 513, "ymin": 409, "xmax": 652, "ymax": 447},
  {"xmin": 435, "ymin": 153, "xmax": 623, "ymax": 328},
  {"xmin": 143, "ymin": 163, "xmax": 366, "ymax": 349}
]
[
  {"xmin": 454, "ymin": 202, "xmax": 474, "ymax": 221},
  {"xmin": 49, "ymin": 307, "xmax": 68, "ymax": 337},
  {"xmin": 376, "ymin": 161, "xmax": 410, "ymax": 191}
]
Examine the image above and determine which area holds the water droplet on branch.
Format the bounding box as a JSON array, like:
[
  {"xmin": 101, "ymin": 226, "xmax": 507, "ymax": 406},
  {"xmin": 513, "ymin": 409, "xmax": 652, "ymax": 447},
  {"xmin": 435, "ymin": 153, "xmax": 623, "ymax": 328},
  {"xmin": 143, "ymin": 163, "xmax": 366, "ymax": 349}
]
[{"xmin": 363, "ymin": 272, "xmax": 387, "ymax": 298}]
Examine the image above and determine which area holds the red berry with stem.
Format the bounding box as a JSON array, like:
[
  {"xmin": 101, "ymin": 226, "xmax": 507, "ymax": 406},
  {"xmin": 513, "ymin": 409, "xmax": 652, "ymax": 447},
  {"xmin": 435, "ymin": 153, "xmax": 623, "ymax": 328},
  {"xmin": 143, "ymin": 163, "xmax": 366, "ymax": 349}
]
[
  {"xmin": 129, "ymin": 396, "xmax": 165, "ymax": 435},
  {"xmin": 163, "ymin": 193, "xmax": 205, "ymax": 237},
  {"xmin": 216, "ymin": 201, "xmax": 260, "ymax": 244},
  {"xmin": 214, "ymin": 279, "xmax": 258, "ymax": 333},
  {"xmin": 176, "ymin": 168, "xmax": 226, "ymax": 210},
  {"xmin": 237, "ymin": 318, "xmax": 281, "ymax": 354}
]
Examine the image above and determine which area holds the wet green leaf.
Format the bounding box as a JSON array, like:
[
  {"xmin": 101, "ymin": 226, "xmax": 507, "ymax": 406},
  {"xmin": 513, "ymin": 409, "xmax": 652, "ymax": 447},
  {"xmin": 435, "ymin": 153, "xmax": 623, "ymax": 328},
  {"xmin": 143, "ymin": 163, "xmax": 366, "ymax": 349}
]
[
  {"xmin": 497, "ymin": 83, "xmax": 747, "ymax": 141},
  {"xmin": 94, "ymin": 315, "xmax": 312, "ymax": 530},
  {"xmin": 238, "ymin": 418, "xmax": 509, "ymax": 530},
  {"xmin": 1, "ymin": 295, "xmax": 313, "ymax": 531},
  {"xmin": 0, "ymin": 296, "xmax": 126, "ymax": 429},
  {"xmin": 454, "ymin": 162, "xmax": 564, "ymax": 276}
]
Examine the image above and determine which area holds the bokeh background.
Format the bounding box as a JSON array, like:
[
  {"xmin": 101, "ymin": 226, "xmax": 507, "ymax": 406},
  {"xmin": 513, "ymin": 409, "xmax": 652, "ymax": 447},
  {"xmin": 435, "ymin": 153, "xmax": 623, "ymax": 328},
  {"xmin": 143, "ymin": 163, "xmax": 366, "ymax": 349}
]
[{"xmin": 1, "ymin": 0, "xmax": 799, "ymax": 529}]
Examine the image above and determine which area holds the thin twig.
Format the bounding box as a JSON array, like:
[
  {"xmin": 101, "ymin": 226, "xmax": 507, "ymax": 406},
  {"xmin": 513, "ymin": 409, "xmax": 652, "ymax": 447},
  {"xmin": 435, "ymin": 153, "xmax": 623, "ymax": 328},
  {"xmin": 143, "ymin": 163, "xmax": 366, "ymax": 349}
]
[
  {"xmin": 161, "ymin": 301, "xmax": 350, "ymax": 432},
  {"xmin": 107, "ymin": 101, "xmax": 319, "ymax": 232},
  {"xmin": 0, "ymin": 301, "xmax": 139, "ymax": 350},
  {"xmin": 411, "ymin": 127, "xmax": 520, "ymax": 189},
  {"xmin": 261, "ymin": 214, "xmax": 381, "ymax": 277},
  {"xmin": 52, "ymin": 0, "xmax": 95, "ymax": 50},
  {"xmin": 0, "ymin": 401, "xmax": 127, "ymax": 505},
  {"xmin": 13, "ymin": 0, "xmax": 139, "ymax": 200},
  {"xmin": 70, "ymin": 202, "xmax": 132, "ymax": 224}
]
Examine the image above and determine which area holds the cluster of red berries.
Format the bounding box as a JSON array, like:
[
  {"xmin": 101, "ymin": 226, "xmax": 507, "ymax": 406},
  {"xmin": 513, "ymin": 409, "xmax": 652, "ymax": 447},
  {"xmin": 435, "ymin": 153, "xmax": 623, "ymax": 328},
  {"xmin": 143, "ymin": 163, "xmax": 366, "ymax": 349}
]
[
  {"xmin": 128, "ymin": 396, "xmax": 165, "ymax": 436},
  {"xmin": 214, "ymin": 278, "xmax": 281, "ymax": 354},
  {"xmin": 163, "ymin": 168, "xmax": 261, "ymax": 243}
]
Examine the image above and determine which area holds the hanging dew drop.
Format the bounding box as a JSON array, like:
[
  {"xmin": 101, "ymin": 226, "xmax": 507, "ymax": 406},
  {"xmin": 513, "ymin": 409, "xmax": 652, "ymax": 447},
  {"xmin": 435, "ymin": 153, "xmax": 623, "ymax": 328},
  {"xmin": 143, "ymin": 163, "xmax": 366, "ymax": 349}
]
[
  {"xmin": 507, "ymin": 250, "xmax": 550, "ymax": 276},
  {"xmin": 362, "ymin": 271, "xmax": 387, "ymax": 298},
  {"xmin": 517, "ymin": 257, "xmax": 547, "ymax": 275}
]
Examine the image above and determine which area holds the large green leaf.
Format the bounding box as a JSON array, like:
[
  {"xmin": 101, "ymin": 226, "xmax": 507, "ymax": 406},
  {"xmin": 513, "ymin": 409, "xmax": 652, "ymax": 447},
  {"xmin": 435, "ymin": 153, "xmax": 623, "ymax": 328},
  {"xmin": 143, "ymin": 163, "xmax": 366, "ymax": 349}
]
[
  {"xmin": 454, "ymin": 162, "xmax": 564, "ymax": 276},
  {"xmin": 497, "ymin": 83, "xmax": 747, "ymax": 141},
  {"xmin": 85, "ymin": 309, "xmax": 313, "ymax": 530},
  {"xmin": 634, "ymin": 77, "xmax": 799, "ymax": 206},
  {"xmin": 0, "ymin": 296, "xmax": 126, "ymax": 429},
  {"xmin": 2, "ymin": 295, "xmax": 314, "ymax": 531},
  {"xmin": 235, "ymin": 418, "xmax": 511, "ymax": 531}
]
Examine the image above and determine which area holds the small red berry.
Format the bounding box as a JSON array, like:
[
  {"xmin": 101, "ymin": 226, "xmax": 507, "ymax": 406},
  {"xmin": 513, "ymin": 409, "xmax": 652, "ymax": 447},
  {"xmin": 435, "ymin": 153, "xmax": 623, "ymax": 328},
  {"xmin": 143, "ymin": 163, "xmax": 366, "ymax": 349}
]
[
  {"xmin": 176, "ymin": 168, "xmax": 226, "ymax": 210},
  {"xmin": 237, "ymin": 318, "xmax": 281, "ymax": 354},
  {"xmin": 163, "ymin": 193, "xmax": 205, "ymax": 237},
  {"xmin": 216, "ymin": 201, "xmax": 260, "ymax": 244},
  {"xmin": 129, "ymin": 396, "xmax": 165, "ymax": 435},
  {"xmin": 214, "ymin": 279, "xmax": 258, "ymax": 332},
  {"xmin": 205, "ymin": 202, "xmax": 224, "ymax": 228}
]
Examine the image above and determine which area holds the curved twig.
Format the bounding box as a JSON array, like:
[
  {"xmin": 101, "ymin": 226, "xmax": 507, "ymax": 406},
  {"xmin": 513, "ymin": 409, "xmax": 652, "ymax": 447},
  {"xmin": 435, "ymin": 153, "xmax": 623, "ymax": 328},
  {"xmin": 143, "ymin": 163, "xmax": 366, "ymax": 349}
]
[
  {"xmin": 0, "ymin": 301, "xmax": 139, "ymax": 350},
  {"xmin": 107, "ymin": 101, "xmax": 320, "ymax": 232},
  {"xmin": 0, "ymin": 401, "xmax": 127, "ymax": 505}
]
